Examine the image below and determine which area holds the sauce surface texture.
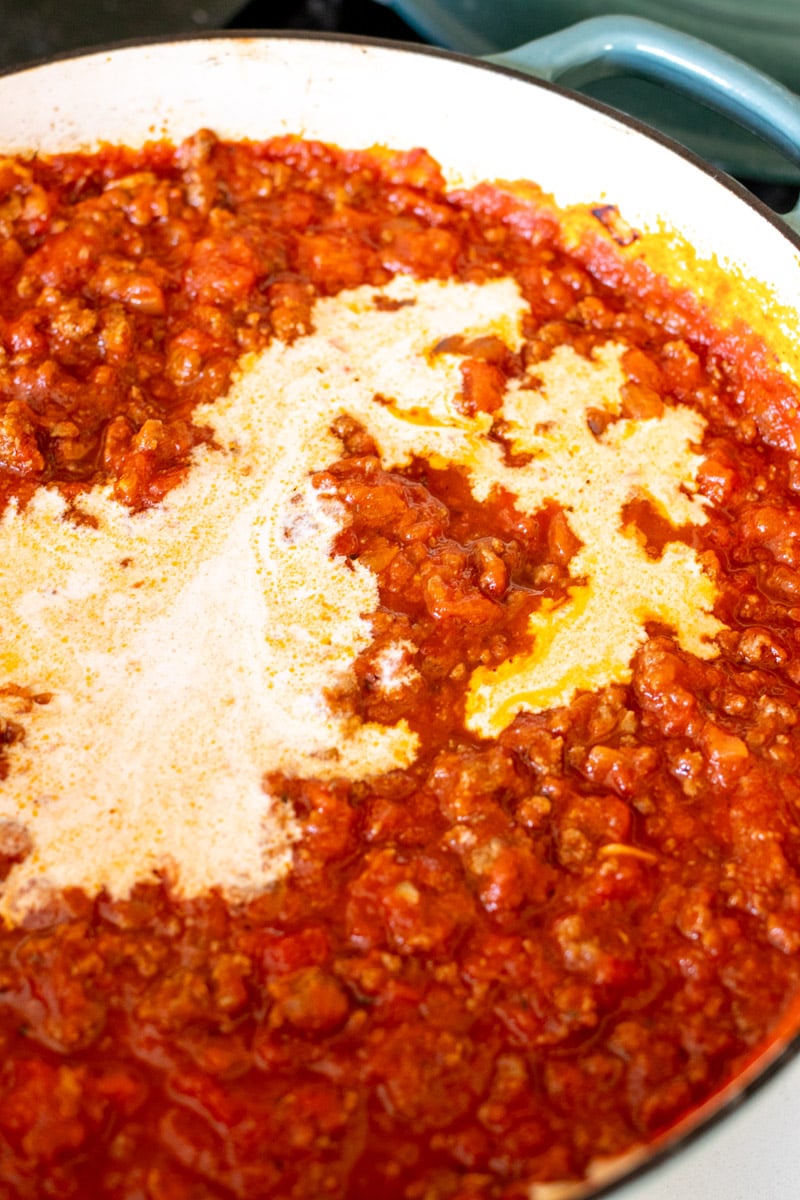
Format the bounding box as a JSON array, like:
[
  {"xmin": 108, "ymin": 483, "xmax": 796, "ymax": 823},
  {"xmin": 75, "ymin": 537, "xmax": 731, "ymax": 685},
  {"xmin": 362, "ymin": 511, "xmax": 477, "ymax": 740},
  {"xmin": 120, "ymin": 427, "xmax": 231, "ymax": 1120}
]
[{"xmin": 1, "ymin": 131, "xmax": 800, "ymax": 1199}]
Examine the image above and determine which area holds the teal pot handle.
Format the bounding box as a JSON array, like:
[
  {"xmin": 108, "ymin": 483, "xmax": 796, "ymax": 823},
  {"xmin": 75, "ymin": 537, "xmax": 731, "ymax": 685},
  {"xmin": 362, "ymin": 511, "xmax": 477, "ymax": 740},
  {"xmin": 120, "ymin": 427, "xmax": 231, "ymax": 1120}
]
[{"xmin": 486, "ymin": 16, "xmax": 800, "ymax": 235}]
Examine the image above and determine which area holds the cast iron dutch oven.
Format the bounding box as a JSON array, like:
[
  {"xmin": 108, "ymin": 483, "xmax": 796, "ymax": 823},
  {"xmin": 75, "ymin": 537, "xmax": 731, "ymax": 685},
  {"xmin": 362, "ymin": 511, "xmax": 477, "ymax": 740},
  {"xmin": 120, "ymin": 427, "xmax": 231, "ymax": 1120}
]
[{"xmin": 2, "ymin": 19, "xmax": 800, "ymax": 1200}]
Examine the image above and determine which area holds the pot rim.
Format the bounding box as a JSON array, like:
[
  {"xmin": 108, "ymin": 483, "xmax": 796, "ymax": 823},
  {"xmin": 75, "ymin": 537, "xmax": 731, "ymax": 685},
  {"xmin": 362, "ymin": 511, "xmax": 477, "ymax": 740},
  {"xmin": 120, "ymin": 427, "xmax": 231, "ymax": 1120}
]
[{"xmin": 2, "ymin": 25, "xmax": 798, "ymax": 254}]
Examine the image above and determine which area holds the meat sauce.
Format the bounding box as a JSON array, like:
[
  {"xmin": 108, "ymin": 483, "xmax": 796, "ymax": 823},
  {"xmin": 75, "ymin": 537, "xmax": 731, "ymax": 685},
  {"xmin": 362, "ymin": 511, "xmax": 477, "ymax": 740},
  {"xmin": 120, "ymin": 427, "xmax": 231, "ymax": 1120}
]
[{"xmin": 2, "ymin": 130, "xmax": 800, "ymax": 1198}]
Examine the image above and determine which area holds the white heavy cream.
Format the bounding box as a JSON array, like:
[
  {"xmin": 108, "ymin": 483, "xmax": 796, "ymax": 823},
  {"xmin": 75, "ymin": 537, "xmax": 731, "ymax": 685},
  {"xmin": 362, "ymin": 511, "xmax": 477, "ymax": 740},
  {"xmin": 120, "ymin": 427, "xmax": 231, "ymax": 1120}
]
[
  {"xmin": 463, "ymin": 343, "xmax": 723, "ymax": 736},
  {"xmin": 0, "ymin": 274, "xmax": 723, "ymax": 922}
]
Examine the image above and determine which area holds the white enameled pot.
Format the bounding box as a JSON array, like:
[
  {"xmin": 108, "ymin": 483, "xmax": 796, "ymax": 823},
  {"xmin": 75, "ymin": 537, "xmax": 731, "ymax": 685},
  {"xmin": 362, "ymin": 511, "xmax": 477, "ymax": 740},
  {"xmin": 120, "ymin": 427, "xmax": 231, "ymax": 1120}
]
[{"xmin": 1, "ymin": 31, "xmax": 800, "ymax": 1200}]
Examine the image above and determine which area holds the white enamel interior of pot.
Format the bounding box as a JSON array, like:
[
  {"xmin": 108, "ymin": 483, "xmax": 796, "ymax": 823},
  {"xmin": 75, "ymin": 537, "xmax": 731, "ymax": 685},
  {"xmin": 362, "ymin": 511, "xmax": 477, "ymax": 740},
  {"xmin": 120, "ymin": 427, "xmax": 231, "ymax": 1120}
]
[
  {"xmin": 0, "ymin": 36, "xmax": 799, "ymax": 342},
  {"xmin": 2, "ymin": 32, "xmax": 800, "ymax": 1199}
]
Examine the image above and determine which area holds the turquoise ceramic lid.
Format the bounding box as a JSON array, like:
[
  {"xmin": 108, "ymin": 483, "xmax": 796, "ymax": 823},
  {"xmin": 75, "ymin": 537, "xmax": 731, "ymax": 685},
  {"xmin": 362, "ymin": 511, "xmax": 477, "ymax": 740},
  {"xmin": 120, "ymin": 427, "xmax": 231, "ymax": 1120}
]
[{"xmin": 379, "ymin": 0, "xmax": 800, "ymax": 181}]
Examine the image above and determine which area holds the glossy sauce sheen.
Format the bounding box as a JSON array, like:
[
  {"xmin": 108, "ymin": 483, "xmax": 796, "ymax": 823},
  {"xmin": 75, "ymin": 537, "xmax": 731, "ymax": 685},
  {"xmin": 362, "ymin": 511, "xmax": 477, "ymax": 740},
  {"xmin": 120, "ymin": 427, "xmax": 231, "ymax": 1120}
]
[{"xmin": 2, "ymin": 132, "xmax": 800, "ymax": 1199}]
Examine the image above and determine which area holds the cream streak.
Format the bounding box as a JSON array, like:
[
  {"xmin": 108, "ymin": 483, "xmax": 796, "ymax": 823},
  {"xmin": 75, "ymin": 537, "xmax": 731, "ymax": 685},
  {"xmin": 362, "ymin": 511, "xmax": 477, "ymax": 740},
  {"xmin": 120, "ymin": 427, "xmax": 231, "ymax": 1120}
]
[
  {"xmin": 0, "ymin": 274, "xmax": 724, "ymax": 923},
  {"xmin": 0, "ymin": 276, "xmax": 524, "ymax": 922}
]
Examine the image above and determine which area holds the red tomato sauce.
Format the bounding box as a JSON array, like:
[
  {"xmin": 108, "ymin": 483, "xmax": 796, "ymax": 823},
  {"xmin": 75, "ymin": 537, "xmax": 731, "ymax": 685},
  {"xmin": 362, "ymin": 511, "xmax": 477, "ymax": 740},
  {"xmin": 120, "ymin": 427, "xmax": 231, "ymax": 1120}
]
[{"xmin": 2, "ymin": 131, "xmax": 800, "ymax": 1198}]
